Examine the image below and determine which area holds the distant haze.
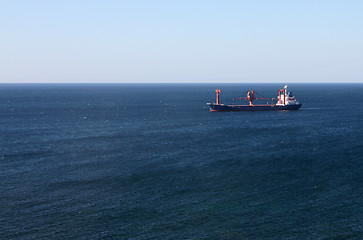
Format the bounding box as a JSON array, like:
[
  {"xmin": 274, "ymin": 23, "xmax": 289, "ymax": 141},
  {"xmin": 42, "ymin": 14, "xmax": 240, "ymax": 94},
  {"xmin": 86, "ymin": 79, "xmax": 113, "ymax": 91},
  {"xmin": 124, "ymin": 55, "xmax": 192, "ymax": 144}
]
[{"xmin": 0, "ymin": 0, "xmax": 362, "ymax": 83}]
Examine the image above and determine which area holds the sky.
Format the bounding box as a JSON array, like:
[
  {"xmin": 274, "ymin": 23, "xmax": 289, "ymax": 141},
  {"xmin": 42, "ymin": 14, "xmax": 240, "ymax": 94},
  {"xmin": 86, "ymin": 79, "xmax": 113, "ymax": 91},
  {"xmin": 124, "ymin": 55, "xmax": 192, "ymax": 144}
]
[{"xmin": 0, "ymin": 0, "xmax": 362, "ymax": 83}]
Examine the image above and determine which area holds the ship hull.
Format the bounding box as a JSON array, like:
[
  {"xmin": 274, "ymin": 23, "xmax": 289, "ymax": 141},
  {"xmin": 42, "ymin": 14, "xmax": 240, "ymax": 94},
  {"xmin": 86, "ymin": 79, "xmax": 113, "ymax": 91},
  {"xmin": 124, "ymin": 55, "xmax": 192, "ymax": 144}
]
[{"xmin": 207, "ymin": 103, "xmax": 302, "ymax": 111}]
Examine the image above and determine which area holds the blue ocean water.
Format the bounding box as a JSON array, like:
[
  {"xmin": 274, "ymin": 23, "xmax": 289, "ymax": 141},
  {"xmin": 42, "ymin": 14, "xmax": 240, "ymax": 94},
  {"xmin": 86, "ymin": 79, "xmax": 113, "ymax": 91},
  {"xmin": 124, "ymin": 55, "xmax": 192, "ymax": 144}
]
[{"xmin": 0, "ymin": 83, "xmax": 362, "ymax": 239}]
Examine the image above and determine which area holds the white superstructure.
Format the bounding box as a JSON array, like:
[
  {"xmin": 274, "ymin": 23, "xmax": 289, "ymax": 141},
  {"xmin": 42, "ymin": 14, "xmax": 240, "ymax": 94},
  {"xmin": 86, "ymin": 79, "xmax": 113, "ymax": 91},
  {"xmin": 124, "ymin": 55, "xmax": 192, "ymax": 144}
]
[{"xmin": 275, "ymin": 85, "xmax": 300, "ymax": 106}]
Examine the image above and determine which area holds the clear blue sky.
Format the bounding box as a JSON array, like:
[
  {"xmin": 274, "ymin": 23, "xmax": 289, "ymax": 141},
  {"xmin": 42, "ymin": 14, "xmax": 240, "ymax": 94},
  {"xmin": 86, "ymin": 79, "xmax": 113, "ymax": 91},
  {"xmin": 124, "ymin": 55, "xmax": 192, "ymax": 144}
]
[{"xmin": 1, "ymin": 0, "xmax": 362, "ymax": 83}]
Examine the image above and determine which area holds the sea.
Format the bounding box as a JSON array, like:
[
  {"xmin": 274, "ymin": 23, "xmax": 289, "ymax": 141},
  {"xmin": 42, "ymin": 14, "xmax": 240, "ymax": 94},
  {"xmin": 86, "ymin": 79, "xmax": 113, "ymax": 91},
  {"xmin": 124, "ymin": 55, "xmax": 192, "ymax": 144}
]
[{"xmin": 0, "ymin": 83, "xmax": 362, "ymax": 239}]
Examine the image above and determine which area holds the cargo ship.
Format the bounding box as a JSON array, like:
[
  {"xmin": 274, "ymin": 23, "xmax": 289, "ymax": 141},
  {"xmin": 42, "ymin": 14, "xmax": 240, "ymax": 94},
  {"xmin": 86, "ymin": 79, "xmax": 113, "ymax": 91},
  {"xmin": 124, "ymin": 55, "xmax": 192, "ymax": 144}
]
[{"xmin": 207, "ymin": 85, "xmax": 302, "ymax": 111}]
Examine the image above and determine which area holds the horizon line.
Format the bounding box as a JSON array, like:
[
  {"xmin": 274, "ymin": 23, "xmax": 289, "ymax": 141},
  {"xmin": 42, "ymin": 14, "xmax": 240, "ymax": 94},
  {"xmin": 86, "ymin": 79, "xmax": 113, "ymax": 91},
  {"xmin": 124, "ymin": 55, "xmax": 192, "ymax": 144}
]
[{"xmin": 0, "ymin": 82, "xmax": 362, "ymax": 84}]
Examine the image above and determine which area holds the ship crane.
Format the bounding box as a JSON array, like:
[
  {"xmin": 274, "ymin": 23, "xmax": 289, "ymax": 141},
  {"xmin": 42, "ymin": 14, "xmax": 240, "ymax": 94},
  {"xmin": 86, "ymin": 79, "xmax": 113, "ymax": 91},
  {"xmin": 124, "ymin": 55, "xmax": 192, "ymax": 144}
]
[
  {"xmin": 215, "ymin": 89, "xmax": 221, "ymax": 104},
  {"xmin": 232, "ymin": 90, "xmax": 269, "ymax": 106}
]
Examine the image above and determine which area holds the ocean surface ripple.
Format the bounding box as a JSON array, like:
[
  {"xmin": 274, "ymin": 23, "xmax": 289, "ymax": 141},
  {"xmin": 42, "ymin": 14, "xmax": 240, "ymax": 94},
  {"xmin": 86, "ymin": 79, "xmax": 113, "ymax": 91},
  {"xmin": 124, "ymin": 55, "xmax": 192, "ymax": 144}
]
[{"xmin": 0, "ymin": 84, "xmax": 362, "ymax": 239}]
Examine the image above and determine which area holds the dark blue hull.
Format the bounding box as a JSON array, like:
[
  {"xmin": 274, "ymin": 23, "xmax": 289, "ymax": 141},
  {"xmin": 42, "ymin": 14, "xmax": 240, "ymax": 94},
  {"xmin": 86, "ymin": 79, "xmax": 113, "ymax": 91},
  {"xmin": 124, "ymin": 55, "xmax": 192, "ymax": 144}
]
[{"xmin": 208, "ymin": 103, "xmax": 302, "ymax": 111}]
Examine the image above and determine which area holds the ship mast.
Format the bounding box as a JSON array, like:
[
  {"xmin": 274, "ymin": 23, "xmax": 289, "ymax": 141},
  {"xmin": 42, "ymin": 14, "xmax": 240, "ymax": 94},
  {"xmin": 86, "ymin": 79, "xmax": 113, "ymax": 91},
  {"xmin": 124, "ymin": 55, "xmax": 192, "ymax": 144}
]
[{"xmin": 215, "ymin": 89, "xmax": 221, "ymax": 104}]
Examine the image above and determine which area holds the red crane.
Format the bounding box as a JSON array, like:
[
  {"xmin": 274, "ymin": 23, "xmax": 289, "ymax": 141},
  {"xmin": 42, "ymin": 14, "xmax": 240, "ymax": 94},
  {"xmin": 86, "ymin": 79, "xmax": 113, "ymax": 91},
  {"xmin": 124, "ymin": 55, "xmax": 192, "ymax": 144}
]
[
  {"xmin": 233, "ymin": 90, "xmax": 269, "ymax": 106},
  {"xmin": 215, "ymin": 89, "xmax": 221, "ymax": 104}
]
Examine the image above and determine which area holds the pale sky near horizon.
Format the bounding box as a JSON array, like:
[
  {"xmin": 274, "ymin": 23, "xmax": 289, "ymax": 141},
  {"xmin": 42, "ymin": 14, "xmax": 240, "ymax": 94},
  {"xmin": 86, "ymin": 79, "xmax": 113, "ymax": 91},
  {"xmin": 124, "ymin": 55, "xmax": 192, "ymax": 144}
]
[{"xmin": 0, "ymin": 0, "xmax": 362, "ymax": 83}]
